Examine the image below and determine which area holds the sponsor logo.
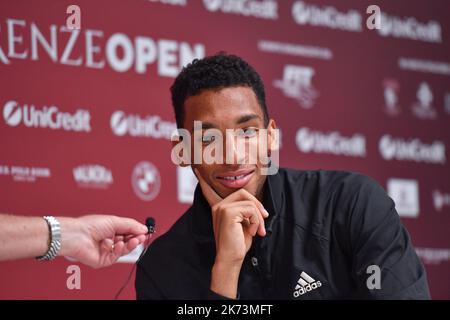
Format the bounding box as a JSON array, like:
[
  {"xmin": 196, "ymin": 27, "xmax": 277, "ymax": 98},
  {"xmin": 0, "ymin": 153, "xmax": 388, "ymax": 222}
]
[
  {"xmin": 202, "ymin": 0, "xmax": 278, "ymax": 20},
  {"xmin": 148, "ymin": 0, "xmax": 187, "ymax": 6},
  {"xmin": 110, "ymin": 110, "xmax": 176, "ymax": 139},
  {"xmin": 0, "ymin": 19, "xmax": 205, "ymax": 77},
  {"xmin": 293, "ymin": 271, "xmax": 322, "ymax": 298},
  {"xmin": 0, "ymin": 164, "xmax": 51, "ymax": 182},
  {"xmin": 387, "ymin": 178, "xmax": 420, "ymax": 218},
  {"xmin": 177, "ymin": 166, "xmax": 198, "ymax": 204},
  {"xmin": 131, "ymin": 161, "xmax": 161, "ymax": 201},
  {"xmin": 432, "ymin": 190, "xmax": 450, "ymax": 212},
  {"xmin": 291, "ymin": 1, "xmax": 362, "ymax": 32},
  {"xmin": 416, "ymin": 247, "xmax": 450, "ymax": 265},
  {"xmin": 444, "ymin": 93, "xmax": 450, "ymax": 114},
  {"xmin": 3, "ymin": 100, "xmax": 91, "ymax": 132},
  {"xmin": 258, "ymin": 40, "xmax": 333, "ymax": 60},
  {"xmin": 412, "ymin": 82, "xmax": 436, "ymax": 119},
  {"xmin": 290, "ymin": 3, "xmax": 442, "ymax": 42},
  {"xmin": 296, "ymin": 127, "xmax": 366, "ymax": 157},
  {"xmin": 73, "ymin": 165, "xmax": 113, "ymax": 189},
  {"xmin": 378, "ymin": 13, "xmax": 442, "ymax": 43},
  {"xmin": 398, "ymin": 58, "xmax": 450, "ymax": 76},
  {"xmin": 273, "ymin": 65, "xmax": 319, "ymax": 109},
  {"xmin": 379, "ymin": 135, "xmax": 446, "ymax": 164},
  {"xmin": 382, "ymin": 79, "xmax": 401, "ymax": 116}
]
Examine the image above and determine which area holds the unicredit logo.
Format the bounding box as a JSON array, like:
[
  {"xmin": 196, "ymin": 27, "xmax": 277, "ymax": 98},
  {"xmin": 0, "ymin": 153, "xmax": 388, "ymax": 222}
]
[
  {"xmin": 379, "ymin": 135, "xmax": 446, "ymax": 164},
  {"xmin": 203, "ymin": 0, "xmax": 222, "ymax": 11},
  {"xmin": 3, "ymin": 100, "xmax": 91, "ymax": 132},
  {"xmin": 377, "ymin": 13, "xmax": 441, "ymax": 43},
  {"xmin": 149, "ymin": 0, "xmax": 186, "ymax": 6},
  {"xmin": 291, "ymin": 1, "xmax": 362, "ymax": 32},
  {"xmin": 110, "ymin": 110, "xmax": 176, "ymax": 140},
  {"xmin": 3, "ymin": 101, "xmax": 21, "ymax": 126},
  {"xmin": 296, "ymin": 127, "xmax": 366, "ymax": 157},
  {"xmin": 202, "ymin": 0, "xmax": 278, "ymax": 20}
]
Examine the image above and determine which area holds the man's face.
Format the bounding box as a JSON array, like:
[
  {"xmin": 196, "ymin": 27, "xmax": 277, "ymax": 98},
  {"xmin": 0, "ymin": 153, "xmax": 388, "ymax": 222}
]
[{"xmin": 182, "ymin": 86, "xmax": 276, "ymax": 200}]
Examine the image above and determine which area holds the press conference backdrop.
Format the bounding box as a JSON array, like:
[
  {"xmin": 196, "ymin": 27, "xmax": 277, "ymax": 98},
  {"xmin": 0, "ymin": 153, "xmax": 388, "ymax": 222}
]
[{"xmin": 0, "ymin": 0, "xmax": 449, "ymax": 299}]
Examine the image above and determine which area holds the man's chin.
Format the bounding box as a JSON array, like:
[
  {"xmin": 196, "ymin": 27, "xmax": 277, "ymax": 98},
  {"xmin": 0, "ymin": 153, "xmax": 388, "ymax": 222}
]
[{"xmin": 217, "ymin": 186, "xmax": 257, "ymax": 199}]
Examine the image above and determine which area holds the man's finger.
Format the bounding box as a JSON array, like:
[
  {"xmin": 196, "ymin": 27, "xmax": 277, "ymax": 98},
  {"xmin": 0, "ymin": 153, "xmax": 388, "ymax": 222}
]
[
  {"xmin": 124, "ymin": 237, "xmax": 140, "ymax": 252},
  {"xmin": 194, "ymin": 168, "xmax": 223, "ymax": 207},
  {"xmin": 109, "ymin": 217, "xmax": 148, "ymax": 235},
  {"xmin": 224, "ymin": 189, "xmax": 269, "ymax": 221},
  {"xmin": 113, "ymin": 241, "xmax": 124, "ymax": 254},
  {"xmin": 101, "ymin": 238, "xmax": 114, "ymax": 254},
  {"xmin": 234, "ymin": 189, "xmax": 269, "ymax": 218},
  {"xmin": 123, "ymin": 235, "xmax": 146, "ymax": 250},
  {"xmin": 239, "ymin": 206, "xmax": 261, "ymax": 237},
  {"xmin": 114, "ymin": 235, "xmax": 125, "ymax": 242},
  {"xmin": 227, "ymin": 201, "xmax": 266, "ymax": 236}
]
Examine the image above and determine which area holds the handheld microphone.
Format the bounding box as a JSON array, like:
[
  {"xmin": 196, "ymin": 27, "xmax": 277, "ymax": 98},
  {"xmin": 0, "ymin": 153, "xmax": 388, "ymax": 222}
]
[{"xmin": 114, "ymin": 216, "xmax": 156, "ymax": 300}]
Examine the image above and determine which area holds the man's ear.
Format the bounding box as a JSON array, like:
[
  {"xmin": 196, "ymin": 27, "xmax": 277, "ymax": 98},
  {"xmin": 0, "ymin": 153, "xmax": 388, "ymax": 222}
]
[{"xmin": 267, "ymin": 119, "xmax": 279, "ymax": 156}]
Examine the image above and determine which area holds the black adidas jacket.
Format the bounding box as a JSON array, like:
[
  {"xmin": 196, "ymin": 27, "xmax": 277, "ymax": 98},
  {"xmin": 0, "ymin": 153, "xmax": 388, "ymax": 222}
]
[{"xmin": 136, "ymin": 168, "xmax": 430, "ymax": 299}]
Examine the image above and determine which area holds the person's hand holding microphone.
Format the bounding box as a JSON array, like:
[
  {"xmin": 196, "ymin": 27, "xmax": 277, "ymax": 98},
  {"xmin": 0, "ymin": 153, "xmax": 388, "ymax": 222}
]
[
  {"xmin": 59, "ymin": 215, "xmax": 149, "ymax": 268},
  {"xmin": 0, "ymin": 214, "xmax": 149, "ymax": 269}
]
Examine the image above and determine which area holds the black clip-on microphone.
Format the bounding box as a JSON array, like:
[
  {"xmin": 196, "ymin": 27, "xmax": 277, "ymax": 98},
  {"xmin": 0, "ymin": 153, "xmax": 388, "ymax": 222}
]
[
  {"xmin": 145, "ymin": 217, "xmax": 156, "ymax": 236},
  {"xmin": 114, "ymin": 217, "xmax": 156, "ymax": 299}
]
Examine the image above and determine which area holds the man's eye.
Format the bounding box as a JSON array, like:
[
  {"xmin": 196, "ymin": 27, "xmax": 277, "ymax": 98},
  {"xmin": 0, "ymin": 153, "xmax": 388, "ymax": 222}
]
[
  {"xmin": 239, "ymin": 128, "xmax": 258, "ymax": 138},
  {"xmin": 202, "ymin": 135, "xmax": 215, "ymax": 143}
]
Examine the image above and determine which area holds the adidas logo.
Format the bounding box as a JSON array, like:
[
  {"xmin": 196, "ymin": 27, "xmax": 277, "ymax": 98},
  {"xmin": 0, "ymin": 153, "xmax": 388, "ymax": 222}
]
[{"xmin": 293, "ymin": 271, "xmax": 322, "ymax": 298}]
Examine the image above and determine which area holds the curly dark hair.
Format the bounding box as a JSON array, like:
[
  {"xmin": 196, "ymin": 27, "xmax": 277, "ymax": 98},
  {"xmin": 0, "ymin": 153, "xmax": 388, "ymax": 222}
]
[{"xmin": 170, "ymin": 53, "xmax": 269, "ymax": 128}]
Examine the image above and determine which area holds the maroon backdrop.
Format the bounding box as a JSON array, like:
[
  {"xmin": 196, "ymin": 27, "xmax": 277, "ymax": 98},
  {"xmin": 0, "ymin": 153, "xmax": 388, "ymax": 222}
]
[{"xmin": 0, "ymin": 0, "xmax": 449, "ymax": 299}]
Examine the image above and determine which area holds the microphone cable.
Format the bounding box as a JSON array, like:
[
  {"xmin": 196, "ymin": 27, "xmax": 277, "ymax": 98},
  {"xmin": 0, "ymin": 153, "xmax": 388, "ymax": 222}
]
[{"xmin": 114, "ymin": 217, "xmax": 155, "ymax": 300}]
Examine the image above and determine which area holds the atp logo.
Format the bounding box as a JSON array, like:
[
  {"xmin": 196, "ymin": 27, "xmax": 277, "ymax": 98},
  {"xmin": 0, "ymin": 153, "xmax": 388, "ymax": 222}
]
[{"xmin": 273, "ymin": 65, "xmax": 319, "ymax": 109}]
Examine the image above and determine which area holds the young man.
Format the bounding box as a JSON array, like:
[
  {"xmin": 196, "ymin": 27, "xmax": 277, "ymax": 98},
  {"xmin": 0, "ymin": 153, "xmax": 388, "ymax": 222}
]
[{"xmin": 135, "ymin": 53, "xmax": 430, "ymax": 299}]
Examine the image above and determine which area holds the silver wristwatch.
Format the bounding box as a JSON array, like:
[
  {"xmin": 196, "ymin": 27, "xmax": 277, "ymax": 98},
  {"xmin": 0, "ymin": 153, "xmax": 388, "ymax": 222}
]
[{"xmin": 36, "ymin": 216, "xmax": 61, "ymax": 261}]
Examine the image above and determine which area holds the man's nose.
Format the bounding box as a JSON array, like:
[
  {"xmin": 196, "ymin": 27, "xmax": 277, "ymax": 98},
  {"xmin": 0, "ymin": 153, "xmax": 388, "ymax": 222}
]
[{"xmin": 224, "ymin": 131, "xmax": 246, "ymax": 165}]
